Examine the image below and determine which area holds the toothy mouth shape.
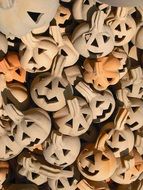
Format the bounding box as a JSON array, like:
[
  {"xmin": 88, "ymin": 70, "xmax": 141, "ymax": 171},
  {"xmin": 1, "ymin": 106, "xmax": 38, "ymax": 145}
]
[{"xmin": 82, "ymin": 166, "xmax": 99, "ymax": 176}]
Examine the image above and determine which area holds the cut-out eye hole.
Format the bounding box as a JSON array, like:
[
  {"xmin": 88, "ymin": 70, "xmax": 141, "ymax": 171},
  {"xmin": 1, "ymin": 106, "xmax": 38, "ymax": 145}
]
[
  {"xmin": 16, "ymin": 69, "xmax": 21, "ymax": 75},
  {"xmin": 83, "ymin": 113, "xmax": 88, "ymax": 119},
  {"xmin": 27, "ymin": 121, "xmax": 34, "ymax": 127},
  {"xmin": 115, "ymin": 24, "xmax": 121, "ymax": 31},
  {"xmin": 119, "ymin": 134, "xmax": 125, "ymax": 142},
  {"xmin": 132, "ymin": 107, "xmax": 139, "ymax": 113},
  {"xmin": 96, "ymin": 101, "xmax": 104, "ymax": 108},
  {"xmin": 78, "ymin": 124, "xmax": 84, "ymax": 131},
  {"xmin": 60, "ymin": 13, "xmax": 67, "ymax": 17},
  {"xmin": 51, "ymin": 153, "xmax": 59, "ymax": 160},
  {"xmin": 58, "ymin": 180, "xmax": 64, "ymax": 188},
  {"xmin": 87, "ymin": 154, "xmax": 95, "ymax": 164},
  {"xmin": 127, "ymin": 85, "xmax": 133, "ymax": 92},
  {"xmin": 103, "ymin": 35, "xmax": 110, "ymax": 43},
  {"xmin": 46, "ymin": 82, "xmax": 52, "ymax": 90},
  {"xmin": 68, "ymin": 177, "xmax": 74, "ymax": 186},
  {"xmin": 32, "ymin": 172, "xmax": 39, "ymax": 180},
  {"xmin": 5, "ymin": 146, "xmax": 12, "ymax": 154},
  {"xmin": 63, "ymin": 149, "xmax": 70, "ymax": 156},
  {"xmin": 22, "ymin": 132, "xmax": 30, "ymax": 140},
  {"xmin": 9, "ymin": 136, "xmax": 14, "ymax": 142},
  {"xmin": 66, "ymin": 119, "xmax": 73, "ymax": 126},
  {"xmin": 84, "ymin": 0, "xmax": 90, "ymax": 5},
  {"xmin": 125, "ymin": 23, "xmax": 131, "ymax": 31},
  {"xmin": 131, "ymin": 174, "xmax": 135, "ymax": 179},
  {"xmin": 120, "ymin": 172, "xmax": 125, "ymax": 179},
  {"xmin": 101, "ymin": 154, "xmax": 109, "ymax": 161},
  {"xmin": 91, "ymin": 38, "xmax": 98, "ymax": 47},
  {"xmin": 61, "ymin": 49, "xmax": 68, "ymax": 56},
  {"xmin": 107, "ymin": 78, "xmax": 113, "ymax": 82},
  {"xmin": 58, "ymin": 81, "xmax": 64, "ymax": 88},
  {"xmin": 29, "ymin": 57, "xmax": 36, "ymax": 63},
  {"xmin": 38, "ymin": 48, "xmax": 46, "ymax": 54},
  {"xmin": 27, "ymin": 12, "xmax": 42, "ymax": 23},
  {"xmin": 39, "ymin": 66, "xmax": 46, "ymax": 71}
]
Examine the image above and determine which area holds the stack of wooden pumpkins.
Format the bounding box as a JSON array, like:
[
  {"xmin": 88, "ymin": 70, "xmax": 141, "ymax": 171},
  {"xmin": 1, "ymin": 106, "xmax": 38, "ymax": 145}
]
[{"xmin": 0, "ymin": 0, "xmax": 142, "ymax": 190}]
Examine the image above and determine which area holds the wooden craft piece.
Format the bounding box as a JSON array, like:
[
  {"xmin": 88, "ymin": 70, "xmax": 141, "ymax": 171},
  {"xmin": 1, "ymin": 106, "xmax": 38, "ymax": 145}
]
[
  {"xmin": 0, "ymin": 0, "xmax": 14, "ymax": 9},
  {"xmin": 135, "ymin": 131, "xmax": 143, "ymax": 156},
  {"xmin": 76, "ymin": 179, "xmax": 110, "ymax": 190},
  {"xmin": 20, "ymin": 34, "xmax": 58, "ymax": 73},
  {"xmin": 54, "ymin": 5, "xmax": 72, "ymax": 34},
  {"xmin": 12, "ymin": 108, "xmax": 51, "ymax": 148},
  {"xmin": 43, "ymin": 130, "xmax": 81, "ymax": 168},
  {"xmin": 111, "ymin": 149, "xmax": 143, "ymax": 184},
  {"xmin": 75, "ymin": 81, "xmax": 115, "ymax": 123},
  {"xmin": 100, "ymin": 0, "xmax": 143, "ymax": 6},
  {"xmin": 0, "ymin": 52, "xmax": 26, "ymax": 82},
  {"xmin": 72, "ymin": 11, "xmax": 114, "ymax": 58},
  {"xmin": 73, "ymin": 0, "xmax": 111, "ymax": 21},
  {"xmin": 83, "ymin": 55, "xmax": 120, "ymax": 90},
  {"xmin": 18, "ymin": 154, "xmax": 74, "ymax": 185},
  {"xmin": 53, "ymin": 97, "xmax": 93, "ymax": 136},
  {"xmin": 107, "ymin": 7, "xmax": 136, "ymax": 46},
  {"xmin": 0, "ymin": 161, "xmax": 9, "ymax": 189},
  {"xmin": 77, "ymin": 134, "xmax": 117, "ymax": 181},
  {"xmin": 0, "ymin": 0, "xmax": 59, "ymax": 38}
]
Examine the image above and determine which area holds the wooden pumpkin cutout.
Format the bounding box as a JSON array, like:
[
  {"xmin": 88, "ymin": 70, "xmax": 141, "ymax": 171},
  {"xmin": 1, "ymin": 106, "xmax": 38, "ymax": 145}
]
[
  {"xmin": 117, "ymin": 89, "xmax": 143, "ymax": 131},
  {"xmin": 76, "ymin": 179, "xmax": 110, "ymax": 190},
  {"xmin": 105, "ymin": 108, "xmax": 135, "ymax": 158},
  {"xmin": 54, "ymin": 5, "xmax": 72, "ymax": 34},
  {"xmin": 20, "ymin": 34, "xmax": 58, "ymax": 73},
  {"xmin": 31, "ymin": 57, "xmax": 69, "ymax": 112},
  {"xmin": 73, "ymin": 0, "xmax": 111, "ymax": 21},
  {"xmin": 83, "ymin": 54, "xmax": 121, "ymax": 90},
  {"xmin": 107, "ymin": 7, "xmax": 136, "ymax": 46},
  {"xmin": 0, "ymin": 161, "xmax": 9, "ymax": 189},
  {"xmin": 53, "ymin": 97, "xmax": 93, "ymax": 136},
  {"xmin": 18, "ymin": 154, "xmax": 74, "ymax": 185},
  {"xmin": 0, "ymin": 52, "xmax": 26, "ymax": 82},
  {"xmin": 75, "ymin": 81, "xmax": 115, "ymax": 123},
  {"xmin": 100, "ymin": 0, "xmax": 143, "ymax": 6},
  {"xmin": 43, "ymin": 130, "xmax": 81, "ymax": 168},
  {"xmin": 0, "ymin": 0, "xmax": 59, "ymax": 38},
  {"xmin": 12, "ymin": 108, "xmax": 51, "ymax": 148},
  {"xmin": 48, "ymin": 166, "xmax": 79, "ymax": 190},
  {"xmin": 111, "ymin": 149, "xmax": 143, "ymax": 184},
  {"xmin": 135, "ymin": 131, "xmax": 143, "ymax": 156},
  {"xmin": 119, "ymin": 67, "xmax": 143, "ymax": 99},
  {"xmin": 72, "ymin": 11, "xmax": 114, "ymax": 58},
  {"xmin": 77, "ymin": 134, "xmax": 117, "ymax": 181}
]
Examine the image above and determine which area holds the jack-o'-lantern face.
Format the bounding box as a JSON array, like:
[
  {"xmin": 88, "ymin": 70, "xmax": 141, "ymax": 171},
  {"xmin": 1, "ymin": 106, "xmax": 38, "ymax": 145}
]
[
  {"xmin": 0, "ymin": 0, "xmax": 59, "ymax": 37},
  {"xmin": 20, "ymin": 37, "xmax": 58, "ymax": 73},
  {"xmin": 31, "ymin": 72, "xmax": 69, "ymax": 112},
  {"xmin": 77, "ymin": 145, "xmax": 117, "ymax": 181},
  {"xmin": 12, "ymin": 108, "xmax": 51, "ymax": 148},
  {"xmin": 83, "ymin": 55, "xmax": 121, "ymax": 90},
  {"xmin": 53, "ymin": 97, "xmax": 93, "ymax": 136},
  {"xmin": 43, "ymin": 131, "xmax": 81, "ymax": 168}
]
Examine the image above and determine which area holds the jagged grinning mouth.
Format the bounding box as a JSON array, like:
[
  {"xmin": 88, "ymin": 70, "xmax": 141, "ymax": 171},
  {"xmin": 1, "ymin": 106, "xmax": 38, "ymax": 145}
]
[
  {"xmin": 82, "ymin": 166, "xmax": 99, "ymax": 176},
  {"xmin": 35, "ymin": 89, "xmax": 58, "ymax": 104}
]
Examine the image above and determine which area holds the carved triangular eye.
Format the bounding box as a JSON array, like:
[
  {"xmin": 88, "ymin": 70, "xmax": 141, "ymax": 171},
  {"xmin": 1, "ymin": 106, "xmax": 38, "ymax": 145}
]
[
  {"xmin": 46, "ymin": 82, "xmax": 52, "ymax": 90},
  {"xmin": 91, "ymin": 38, "xmax": 98, "ymax": 47},
  {"xmin": 32, "ymin": 172, "xmax": 39, "ymax": 180},
  {"xmin": 125, "ymin": 23, "xmax": 131, "ymax": 31},
  {"xmin": 120, "ymin": 172, "xmax": 125, "ymax": 179},
  {"xmin": 84, "ymin": 0, "xmax": 90, "ymax": 5},
  {"xmin": 38, "ymin": 48, "xmax": 46, "ymax": 54},
  {"xmin": 27, "ymin": 121, "xmax": 34, "ymax": 127},
  {"xmin": 103, "ymin": 35, "xmax": 110, "ymax": 43},
  {"xmin": 61, "ymin": 49, "xmax": 68, "ymax": 56},
  {"xmin": 63, "ymin": 149, "xmax": 70, "ymax": 156},
  {"xmin": 132, "ymin": 107, "xmax": 139, "ymax": 113},
  {"xmin": 78, "ymin": 124, "xmax": 84, "ymax": 131},
  {"xmin": 96, "ymin": 101, "xmax": 104, "ymax": 108},
  {"xmin": 58, "ymin": 82, "xmax": 64, "ymax": 88},
  {"xmin": 66, "ymin": 119, "xmax": 73, "ymax": 126},
  {"xmin": 87, "ymin": 154, "xmax": 95, "ymax": 164},
  {"xmin": 5, "ymin": 146, "xmax": 12, "ymax": 154},
  {"xmin": 115, "ymin": 24, "xmax": 121, "ymax": 31},
  {"xmin": 119, "ymin": 134, "xmax": 125, "ymax": 142},
  {"xmin": 58, "ymin": 180, "xmax": 64, "ymax": 188},
  {"xmin": 22, "ymin": 132, "xmax": 30, "ymax": 140},
  {"xmin": 51, "ymin": 153, "xmax": 59, "ymax": 160},
  {"xmin": 101, "ymin": 154, "xmax": 109, "ymax": 161},
  {"xmin": 27, "ymin": 12, "xmax": 41, "ymax": 23}
]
